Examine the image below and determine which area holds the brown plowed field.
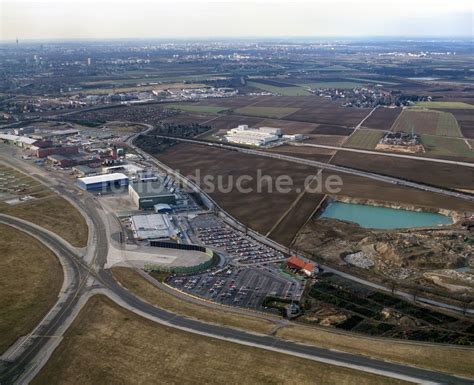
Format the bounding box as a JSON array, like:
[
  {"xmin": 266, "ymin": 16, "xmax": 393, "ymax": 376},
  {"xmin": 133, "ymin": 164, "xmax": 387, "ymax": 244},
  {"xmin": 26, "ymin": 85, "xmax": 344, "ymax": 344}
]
[
  {"xmin": 157, "ymin": 142, "xmax": 474, "ymax": 241},
  {"xmin": 331, "ymin": 151, "xmax": 474, "ymax": 191},
  {"xmin": 254, "ymin": 118, "xmax": 319, "ymax": 134},
  {"xmin": 267, "ymin": 192, "xmax": 325, "ymax": 247},
  {"xmin": 321, "ymin": 170, "xmax": 474, "ymax": 212},
  {"xmin": 286, "ymin": 107, "xmax": 369, "ymax": 127},
  {"xmin": 157, "ymin": 143, "xmax": 323, "ymax": 234},
  {"xmin": 304, "ymin": 135, "xmax": 347, "ymax": 146},
  {"xmin": 265, "ymin": 145, "xmax": 334, "ymax": 163},
  {"xmin": 206, "ymin": 115, "xmax": 264, "ymax": 130},
  {"xmin": 312, "ymin": 124, "xmax": 354, "ymax": 136},
  {"xmin": 362, "ymin": 107, "xmax": 402, "ymax": 130}
]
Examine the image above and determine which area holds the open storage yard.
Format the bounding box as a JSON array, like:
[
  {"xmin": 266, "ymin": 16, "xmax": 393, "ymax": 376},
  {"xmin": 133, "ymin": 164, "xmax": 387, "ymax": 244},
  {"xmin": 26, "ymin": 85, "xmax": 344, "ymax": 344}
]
[
  {"xmin": 0, "ymin": 224, "xmax": 63, "ymax": 354},
  {"xmin": 32, "ymin": 295, "xmax": 405, "ymax": 385}
]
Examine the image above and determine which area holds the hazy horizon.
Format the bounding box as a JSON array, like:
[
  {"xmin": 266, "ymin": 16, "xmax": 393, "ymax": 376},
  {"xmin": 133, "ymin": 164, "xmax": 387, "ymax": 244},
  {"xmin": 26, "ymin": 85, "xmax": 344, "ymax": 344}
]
[{"xmin": 1, "ymin": 0, "xmax": 473, "ymax": 41}]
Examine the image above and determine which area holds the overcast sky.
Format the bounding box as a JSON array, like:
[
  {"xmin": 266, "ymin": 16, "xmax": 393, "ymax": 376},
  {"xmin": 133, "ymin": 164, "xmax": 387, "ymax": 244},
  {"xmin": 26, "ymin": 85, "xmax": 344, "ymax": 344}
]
[{"xmin": 1, "ymin": 0, "xmax": 473, "ymax": 41}]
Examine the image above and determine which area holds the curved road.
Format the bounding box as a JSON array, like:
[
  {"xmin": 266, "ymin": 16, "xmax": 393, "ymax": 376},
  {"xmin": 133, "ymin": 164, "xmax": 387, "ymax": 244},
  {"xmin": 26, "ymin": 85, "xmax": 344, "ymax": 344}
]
[{"xmin": 0, "ymin": 214, "xmax": 473, "ymax": 384}]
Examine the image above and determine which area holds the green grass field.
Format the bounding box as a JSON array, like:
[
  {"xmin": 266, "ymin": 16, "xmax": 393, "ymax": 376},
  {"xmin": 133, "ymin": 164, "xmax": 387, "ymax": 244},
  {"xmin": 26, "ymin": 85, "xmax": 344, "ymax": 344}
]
[
  {"xmin": 165, "ymin": 104, "xmax": 228, "ymax": 113},
  {"xmin": 346, "ymin": 78, "xmax": 399, "ymax": 86},
  {"xmin": 420, "ymin": 135, "xmax": 474, "ymax": 158},
  {"xmin": 298, "ymin": 81, "xmax": 365, "ymax": 89},
  {"xmin": 343, "ymin": 129, "xmax": 384, "ymax": 149},
  {"xmin": 234, "ymin": 106, "xmax": 299, "ymax": 119},
  {"xmin": 436, "ymin": 112, "xmax": 463, "ymax": 137},
  {"xmin": 247, "ymin": 81, "xmax": 311, "ymax": 96},
  {"xmin": 392, "ymin": 109, "xmax": 463, "ymax": 137},
  {"xmin": 415, "ymin": 101, "xmax": 474, "ymax": 109}
]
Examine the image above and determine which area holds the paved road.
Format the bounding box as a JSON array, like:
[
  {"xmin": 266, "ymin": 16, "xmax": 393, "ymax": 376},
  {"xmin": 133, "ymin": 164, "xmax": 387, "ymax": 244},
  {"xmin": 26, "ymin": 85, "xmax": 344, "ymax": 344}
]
[
  {"xmin": 2, "ymin": 213, "xmax": 473, "ymax": 384},
  {"xmin": 148, "ymin": 135, "xmax": 474, "ymax": 203},
  {"xmin": 125, "ymin": 130, "xmax": 474, "ymax": 316}
]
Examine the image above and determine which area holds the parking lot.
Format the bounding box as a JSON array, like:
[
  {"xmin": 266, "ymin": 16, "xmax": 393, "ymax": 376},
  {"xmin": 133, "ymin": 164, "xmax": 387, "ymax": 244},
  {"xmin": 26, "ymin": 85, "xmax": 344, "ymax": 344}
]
[
  {"xmin": 168, "ymin": 263, "xmax": 303, "ymax": 311},
  {"xmin": 164, "ymin": 213, "xmax": 305, "ymax": 311},
  {"xmin": 189, "ymin": 214, "xmax": 286, "ymax": 264}
]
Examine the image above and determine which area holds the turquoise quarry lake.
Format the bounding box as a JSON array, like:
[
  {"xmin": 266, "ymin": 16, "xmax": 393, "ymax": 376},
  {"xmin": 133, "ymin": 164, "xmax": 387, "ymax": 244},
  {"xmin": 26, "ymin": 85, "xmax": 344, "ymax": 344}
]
[{"xmin": 320, "ymin": 202, "xmax": 452, "ymax": 229}]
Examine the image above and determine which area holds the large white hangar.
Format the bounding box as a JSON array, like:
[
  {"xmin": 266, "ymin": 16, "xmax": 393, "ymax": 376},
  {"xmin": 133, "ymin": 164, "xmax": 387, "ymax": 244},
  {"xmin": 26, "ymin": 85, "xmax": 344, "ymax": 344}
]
[{"xmin": 76, "ymin": 173, "xmax": 129, "ymax": 191}]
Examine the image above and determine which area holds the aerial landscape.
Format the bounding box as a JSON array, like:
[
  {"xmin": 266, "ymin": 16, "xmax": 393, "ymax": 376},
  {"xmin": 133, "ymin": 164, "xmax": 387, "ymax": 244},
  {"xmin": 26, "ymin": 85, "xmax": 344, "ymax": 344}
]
[{"xmin": 0, "ymin": 0, "xmax": 473, "ymax": 384}]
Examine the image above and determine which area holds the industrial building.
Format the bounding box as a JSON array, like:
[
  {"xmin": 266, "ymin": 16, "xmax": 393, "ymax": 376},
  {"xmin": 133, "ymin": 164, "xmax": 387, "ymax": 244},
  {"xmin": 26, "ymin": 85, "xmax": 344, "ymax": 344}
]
[
  {"xmin": 103, "ymin": 163, "xmax": 144, "ymax": 175},
  {"xmin": 76, "ymin": 173, "xmax": 129, "ymax": 191},
  {"xmin": 286, "ymin": 256, "xmax": 316, "ymax": 277},
  {"xmin": 129, "ymin": 180, "xmax": 176, "ymax": 209},
  {"xmin": 225, "ymin": 125, "xmax": 280, "ymax": 147},
  {"xmin": 35, "ymin": 145, "xmax": 79, "ymax": 158},
  {"xmin": 129, "ymin": 213, "xmax": 176, "ymax": 240}
]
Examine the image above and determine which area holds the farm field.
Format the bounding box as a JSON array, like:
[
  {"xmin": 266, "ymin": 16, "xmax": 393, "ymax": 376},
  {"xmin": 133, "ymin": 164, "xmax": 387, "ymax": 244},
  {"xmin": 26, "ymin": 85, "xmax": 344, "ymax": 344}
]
[
  {"xmin": 346, "ymin": 77, "xmax": 400, "ymax": 85},
  {"xmin": 247, "ymin": 81, "xmax": 311, "ymax": 96},
  {"xmin": 420, "ymin": 134, "xmax": 474, "ymax": 159},
  {"xmin": 205, "ymin": 114, "xmax": 264, "ymax": 130},
  {"xmin": 157, "ymin": 142, "xmax": 474, "ymax": 236},
  {"xmin": 267, "ymin": 187, "xmax": 325, "ymax": 247},
  {"xmin": 254, "ymin": 118, "xmax": 320, "ymax": 134},
  {"xmin": 312, "ymin": 124, "xmax": 354, "ymax": 136},
  {"xmin": 266, "ymin": 145, "xmax": 334, "ymax": 162},
  {"xmin": 304, "ymin": 134, "xmax": 347, "ymax": 146},
  {"xmin": 331, "ymin": 151, "xmax": 474, "ymax": 190},
  {"xmin": 194, "ymin": 95, "xmax": 268, "ymax": 108},
  {"xmin": 321, "ymin": 169, "xmax": 474, "ymax": 212},
  {"xmin": 343, "ymin": 129, "xmax": 384, "ymax": 149},
  {"xmin": 31, "ymin": 295, "xmax": 404, "ymax": 385},
  {"xmin": 443, "ymin": 109, "xmax": 474, "ymax": 139},
  {"xmin": 415, "ymin": 101, "xmax": 474, "ymax": 109},
  {"xmin": 234, "ymin": 106, "xmax": 299, "ymax": 119},
  {"xmin": 297, "ymin": 81, "xmax": 365, "ymax": 89},
  {"xmin": 157, "ymin": 142, "xmax": 321, "ymax": 235},
  {"xmin": 248, "ymin": 95, "xmax": 333, "ymax": 108},
  {"xmin": 165, "ymin": 104, "xmax": 228, "ymax": 114},
  {"xmin": 0, "ymin": 224, "xmax": 63, "ymax": 354},
  {"xmin": 362, "ymin": 107, "xmax": 402, "ymax": 130},
  {"xmin": 391, "ymin": 109, "xmax": 462, "ymax": 137},
  {"xmin": 286, "ymin": 106, "xmax": 369, "ymax": 127}
]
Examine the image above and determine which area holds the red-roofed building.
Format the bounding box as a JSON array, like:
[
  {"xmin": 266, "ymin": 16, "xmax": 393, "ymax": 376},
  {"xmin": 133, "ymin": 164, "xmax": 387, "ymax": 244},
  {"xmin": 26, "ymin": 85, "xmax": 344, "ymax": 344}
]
[{"xmin": 287, "ymin": 256, "xmax": 315, "ymax": 277}]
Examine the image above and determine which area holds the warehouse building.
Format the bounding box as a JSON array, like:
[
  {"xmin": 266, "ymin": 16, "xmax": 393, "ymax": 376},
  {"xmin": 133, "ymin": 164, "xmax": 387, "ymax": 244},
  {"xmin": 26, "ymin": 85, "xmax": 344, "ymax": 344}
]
[
  {"xmin": 225, "ymin": 125, "xmax": 280, "ymax": 147},
  {"xmin": 76, "ymin": 173, "xmax": 129, "ymax": 191},
  {"xmin": 129, "ymin": 213, "xmax": 176, "ymax": 240},
  {"xmin": 129, "ymin": 180, "xmax": 176, "ymax": 209}
]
